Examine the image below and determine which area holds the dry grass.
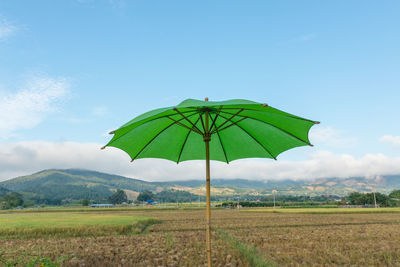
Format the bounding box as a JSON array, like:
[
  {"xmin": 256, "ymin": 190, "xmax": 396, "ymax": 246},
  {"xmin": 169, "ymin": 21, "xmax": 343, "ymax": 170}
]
[{"xmin": 1, "ymin": 208, "xmax": 400, "ymax": 266}]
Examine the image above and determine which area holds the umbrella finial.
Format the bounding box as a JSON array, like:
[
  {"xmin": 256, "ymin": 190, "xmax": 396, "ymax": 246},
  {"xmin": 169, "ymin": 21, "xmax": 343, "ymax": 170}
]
[{"xmin": 205, "ymin": 97, "xmax": 209, "ymax": 101}]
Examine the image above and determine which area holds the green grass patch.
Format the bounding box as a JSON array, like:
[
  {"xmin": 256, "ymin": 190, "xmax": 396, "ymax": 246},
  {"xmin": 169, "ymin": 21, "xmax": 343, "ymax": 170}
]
[
  {"xmin": 0, "ymin": 205, "xmax": 214, "ymax": 214},
  {"xmin": 0, "ymin": 207, "xmax": 177, "ymax": 214},
  {"xmin": 0, "ymin": 212, "xmax": 158, "ymax": 239},
  {"xmin": 165, "ymin": 233, "xmax": 175, "ymax": 249},
  {"xmin": 134, "ymin": 218, "xmax": 162, "ymax": 234},
  {"xmin": 216, "ymin": 229, "xmax": 277, "ymax": 267}
]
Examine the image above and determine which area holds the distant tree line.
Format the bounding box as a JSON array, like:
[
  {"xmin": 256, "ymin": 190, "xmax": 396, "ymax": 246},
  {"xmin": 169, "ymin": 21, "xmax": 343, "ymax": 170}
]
[
  {"xmin": 132, "ymin": 189, "xmax": 400, "ymax": 207},
  {"xmin": 258, "ymin": 194, "xmax": 340, "ymax": 203},
  {"xmin": 137, "ymin": 190, "xmax": 205, "ymax": 203},
  {"xmin": 3, "ymin": 184, "xmax": 400, "ymax": 209},
  {"xmin": 347, "ymin": 190, "xmax": 400, "ymax": 207},
  {"xmin": 218, "ymin": 201, "xmax": 338, "ymax": 208},
  {"xmin": 81, "ymin": 189, "xmax": 129, "ymax": 205},
  {"xmin": 219, "ymin": 190, "xmax": 400, "ymax": 208},
  {"xmin": 219, "ymin": 194, "xmax": 341, "ymax": 203}
]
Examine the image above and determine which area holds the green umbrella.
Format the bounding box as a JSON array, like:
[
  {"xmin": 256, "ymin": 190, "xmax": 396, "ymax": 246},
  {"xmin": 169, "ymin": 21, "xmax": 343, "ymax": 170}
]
[{"xmin": 102, "ymin": 98, "xmax": 319, "ymax": 267}]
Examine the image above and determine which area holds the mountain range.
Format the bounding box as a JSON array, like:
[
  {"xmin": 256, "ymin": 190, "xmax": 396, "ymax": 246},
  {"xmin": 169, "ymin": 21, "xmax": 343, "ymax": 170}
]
[{"xmin": 1, "ymin": 169, "xmax": 399, "ymax": 203}]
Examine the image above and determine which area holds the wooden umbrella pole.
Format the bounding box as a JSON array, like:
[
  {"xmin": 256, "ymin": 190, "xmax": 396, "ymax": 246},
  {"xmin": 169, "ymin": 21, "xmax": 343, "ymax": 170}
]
[
  {"xmin": 205, "ymin": 138, "xmax": 211, "ymax": 267},
  {"xmin": 204, "ymin": 109, "xmax": 212, "ymax": 267}
]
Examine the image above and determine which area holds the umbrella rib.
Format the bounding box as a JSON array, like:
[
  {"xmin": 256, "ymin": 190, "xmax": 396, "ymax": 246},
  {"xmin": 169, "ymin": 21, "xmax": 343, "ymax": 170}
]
[
  {"xmin": 211, "ymin": 108, "xmax": 244, "ymax": 134},
  {"xmin": 177, "ymin": 116, "xmax": 202, "ymax": 163},
  {"xmin": 213, "ymin": 117, "xmax": 247, "ymax": 133},
  {"xmin": 132, "ymin": 113, "xmax": 199, "ymax": 161},
  {"xmin": 166, "ymin": 116, "xmax": 203, "ymax": 135},
  {"xmin": 218, "ymin": 110, "xmax": 312, "ymax": 146},
  {"xmin": 213, "ymin": 121, "xmax": 229, "ymax": 163},
  {"xmin": 218, "ymin": 114, "xmax": 277, "ymax": 160},
  {"xmin": 174, "ymin": 108, "xmax": 204, "ymax": 135},
  {"xmin": 209, "ymin": 106, "xmax": 223, "ymax": 133},
  {"xmin": 199, "ymin": 112, "xmax": 206, "ymax": 134}
]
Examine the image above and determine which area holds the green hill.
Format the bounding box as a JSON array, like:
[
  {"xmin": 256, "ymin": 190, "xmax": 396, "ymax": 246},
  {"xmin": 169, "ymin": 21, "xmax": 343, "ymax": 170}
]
[
  {"xmin": 0, "ymin": 169, "xmax": 169, "ymax": 203},
  {"xmin": 0, "ymin": 186, "xmax": 11, "ymax": 198}
]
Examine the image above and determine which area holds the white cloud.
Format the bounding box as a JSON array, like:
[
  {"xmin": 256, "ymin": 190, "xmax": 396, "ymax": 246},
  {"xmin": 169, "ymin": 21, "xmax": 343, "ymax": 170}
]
[
  {"xmin": 1, "ymin": 141, "xmax": 400, "ymax": 182},
  {"xmin": 309, "ymin": 126, "xmax": 358, "ymax": 147},
  {"xmin": 0, "ymin": 76, "xmax": 69, "ymax": 137},
  {"xmin": 0, "ymin": 17, "xmax": 16, "ymax": 40},
  {"xmin": 380, "ymin": 135, "xmax": 400, "ymax": 148}
]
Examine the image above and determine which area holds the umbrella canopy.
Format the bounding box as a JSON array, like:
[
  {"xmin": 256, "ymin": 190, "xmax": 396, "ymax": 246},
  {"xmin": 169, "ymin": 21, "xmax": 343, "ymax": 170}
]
[
  {"xmin": 103, "ymin": 98, "xmax": 318, "ymax": 162},
  {"xmin": 103, "ymin": 98, "xmax": 319, "ymax": 267}
]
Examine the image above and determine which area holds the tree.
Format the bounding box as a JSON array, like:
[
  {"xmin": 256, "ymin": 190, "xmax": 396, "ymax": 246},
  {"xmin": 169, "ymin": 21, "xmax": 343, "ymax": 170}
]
[
  {"xmin": 153, "ymin": 189, "xmax": 199, "ymax": 203},
  {"xmin": 389, "ymin": 190, "xmax": 400, "ymax": 207},
  {"xmin": 347, "ymin": 191, "xmax": 390, "ymax": 207},
  {"xmin": 108, "ymin": 189, "xmax": 128, "ymax": 204},
  {"xmin": 389, "ymin": 190, "xmax": 400, "ymax": 199},
  {"xmin": 0, "ymin": 192, "xmax": 24, "ymax": 209},
  {"xmin": 82, "ymin": 199, "xmax": 90, "ymax": 206},
  {"xmin": 137, "ymin": 190, "xmax": 154, "ymax": 202},
  {"xmin": 348, "ymin": 192, "xmax": 366, "ymax": 205}
]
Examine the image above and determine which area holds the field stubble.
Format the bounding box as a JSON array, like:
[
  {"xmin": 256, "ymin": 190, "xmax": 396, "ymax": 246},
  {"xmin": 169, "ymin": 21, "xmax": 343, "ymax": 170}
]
[{"xmin": 1, "ymin": 209, "xmax": 400, "ymax": 266}]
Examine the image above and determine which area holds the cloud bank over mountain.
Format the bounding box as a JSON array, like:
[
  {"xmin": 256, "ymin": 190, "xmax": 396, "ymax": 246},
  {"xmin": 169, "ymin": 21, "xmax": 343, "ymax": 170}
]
[{"xmin": 1, "ymin": 141, "xmax": 400, "ymax": 182}]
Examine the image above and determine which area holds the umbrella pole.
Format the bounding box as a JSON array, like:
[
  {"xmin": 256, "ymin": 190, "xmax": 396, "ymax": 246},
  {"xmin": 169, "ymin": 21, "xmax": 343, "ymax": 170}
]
[
  {"xmin": 205, "ymin": 138, "xmax": 212, "ymax": 267},
  {"xmin": 204, "ymin": 108, "xmax": 212, "ymax": 267}
]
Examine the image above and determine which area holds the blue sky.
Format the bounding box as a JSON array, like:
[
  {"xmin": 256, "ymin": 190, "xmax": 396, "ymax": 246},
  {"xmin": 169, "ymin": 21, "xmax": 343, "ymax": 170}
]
[{"xmin": 0, "ymin": 1, "xmax": 399, "ymax": 181}]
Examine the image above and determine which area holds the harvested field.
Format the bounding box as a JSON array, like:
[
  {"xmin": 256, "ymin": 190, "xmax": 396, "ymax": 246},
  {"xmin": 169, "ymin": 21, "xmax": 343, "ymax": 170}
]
[{"xmin": 1, "ymin": 208, "xmax": 400, "ymax": 266}]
